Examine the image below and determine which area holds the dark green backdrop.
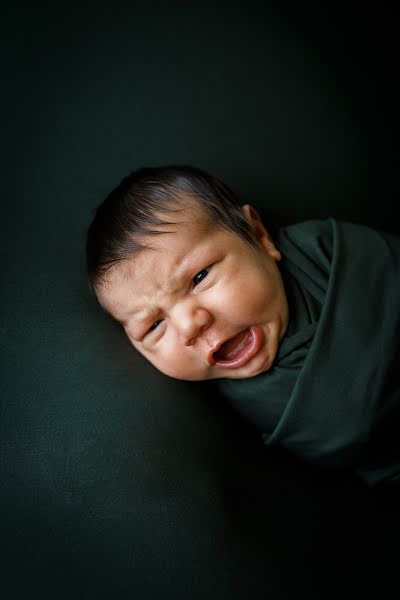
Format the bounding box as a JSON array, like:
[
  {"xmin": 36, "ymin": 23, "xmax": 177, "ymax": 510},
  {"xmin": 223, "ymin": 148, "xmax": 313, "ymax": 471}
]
[{"xmin": 1, "ymin": 2, "xmax": 399, "ymax": 599}]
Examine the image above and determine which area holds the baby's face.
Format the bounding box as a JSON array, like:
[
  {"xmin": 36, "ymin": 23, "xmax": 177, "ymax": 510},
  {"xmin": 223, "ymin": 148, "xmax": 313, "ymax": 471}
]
[{"xmin": 97, "ymin": 202, "xmax": 289, "ymax": 381}]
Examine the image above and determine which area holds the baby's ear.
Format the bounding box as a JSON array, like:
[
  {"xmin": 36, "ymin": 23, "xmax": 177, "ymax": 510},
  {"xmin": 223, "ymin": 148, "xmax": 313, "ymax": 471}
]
[{"xmin": 241, "ymin": 204, "xmax": 282, "ymax": 261}]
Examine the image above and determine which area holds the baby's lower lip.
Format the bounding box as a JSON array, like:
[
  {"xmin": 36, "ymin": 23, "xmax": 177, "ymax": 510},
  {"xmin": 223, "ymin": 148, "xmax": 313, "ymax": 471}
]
[{"xmin": 214, "ymin": 327, "xmax": 263, "ymax": 369}]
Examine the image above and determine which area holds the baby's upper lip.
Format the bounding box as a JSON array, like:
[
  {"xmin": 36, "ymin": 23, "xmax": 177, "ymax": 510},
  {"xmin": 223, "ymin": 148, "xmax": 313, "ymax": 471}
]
[{"xmin": 207, "ymin": 331, "xmax": 243, "ymax": 366}]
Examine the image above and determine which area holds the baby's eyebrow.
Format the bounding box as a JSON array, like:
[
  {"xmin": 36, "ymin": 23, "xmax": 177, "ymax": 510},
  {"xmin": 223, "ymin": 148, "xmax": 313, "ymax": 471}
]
[
  {"xmin": 123, "ymin": 309, "xmax": 157, "ymax": 340},
  {"xmin": 128, "ymin": 306, "xmax": 155, "ymax": 326}
]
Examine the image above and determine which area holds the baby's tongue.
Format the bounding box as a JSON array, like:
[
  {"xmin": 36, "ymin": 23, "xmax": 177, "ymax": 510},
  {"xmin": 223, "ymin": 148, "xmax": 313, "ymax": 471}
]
[{"xmin": 214, "ymin": 329, "xmax": 250, "ymax": 360}]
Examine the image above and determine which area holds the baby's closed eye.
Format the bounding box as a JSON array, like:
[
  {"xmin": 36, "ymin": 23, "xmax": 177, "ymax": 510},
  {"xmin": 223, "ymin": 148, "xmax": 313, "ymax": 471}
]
[{"xmin": 148, "ymin": 319, "xmax": 163, "ymax": 332}]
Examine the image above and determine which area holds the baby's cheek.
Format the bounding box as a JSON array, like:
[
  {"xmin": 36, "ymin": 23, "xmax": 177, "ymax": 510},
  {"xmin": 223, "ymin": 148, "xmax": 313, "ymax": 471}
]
[
  {"xmin": 156, "ymin": 352, "xmax": 204, "ymax": 381},
  {"xmin": 130, "ymin": 340, "xmax": 155, "ymax": 367},
  {"xmin": 226, "ymin": 274, "xmax": 271, "ymax": 317},
  {"xmin": 151, "ymin": 338, "xmax": 201, "ymax": 380}
]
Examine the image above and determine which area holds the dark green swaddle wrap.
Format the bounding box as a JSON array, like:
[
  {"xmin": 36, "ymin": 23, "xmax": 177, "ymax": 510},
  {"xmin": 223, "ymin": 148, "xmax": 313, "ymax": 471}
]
[{"xmin": 217, "ymin": 219, "xmax": 400, "ymax": 490}]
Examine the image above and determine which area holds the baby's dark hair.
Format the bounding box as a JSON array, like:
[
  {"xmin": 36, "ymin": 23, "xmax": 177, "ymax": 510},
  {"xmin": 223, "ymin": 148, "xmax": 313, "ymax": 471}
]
[{"xmin": 86, "ymin": 165, "xmax": 256, "ymax": 295}]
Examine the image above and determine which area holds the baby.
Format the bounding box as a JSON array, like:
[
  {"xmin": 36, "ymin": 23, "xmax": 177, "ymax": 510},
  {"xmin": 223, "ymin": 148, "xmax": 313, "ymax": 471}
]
[{"xmin": 86, "ymin": 165, "xmax": 400, "ymax": 490}]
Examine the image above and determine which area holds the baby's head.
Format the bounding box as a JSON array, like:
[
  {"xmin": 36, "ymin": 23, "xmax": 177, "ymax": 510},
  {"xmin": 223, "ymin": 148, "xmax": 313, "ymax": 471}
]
[{"xmin": 86, "ymin": 165, "xmax": 288, "ymax": 380}]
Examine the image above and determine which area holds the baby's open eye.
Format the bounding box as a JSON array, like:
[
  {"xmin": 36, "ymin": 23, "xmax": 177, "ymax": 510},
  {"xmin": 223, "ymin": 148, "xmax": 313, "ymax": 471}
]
[{"xmin": 193, "ymin": 268, "xmax": 209, "ymax": 286}]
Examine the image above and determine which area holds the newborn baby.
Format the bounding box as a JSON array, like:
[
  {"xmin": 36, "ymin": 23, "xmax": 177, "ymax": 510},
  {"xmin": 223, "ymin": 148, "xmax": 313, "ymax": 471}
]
[{"xmin": 86, "ymin": 165, "xmax": 400, "ymax": 490}]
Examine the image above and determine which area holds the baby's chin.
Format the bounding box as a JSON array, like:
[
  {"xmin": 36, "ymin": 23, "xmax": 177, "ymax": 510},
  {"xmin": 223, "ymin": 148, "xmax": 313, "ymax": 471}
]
[{"xmin": 164, "ymin": 360, "xmax": 273, "ymax": 381}]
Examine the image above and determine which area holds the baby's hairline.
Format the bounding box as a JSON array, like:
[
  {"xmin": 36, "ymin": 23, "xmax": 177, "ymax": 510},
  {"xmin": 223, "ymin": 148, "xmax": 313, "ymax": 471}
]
[
  {"xmin": 88, "ymin": 183, "xmax": 260, "ymax": 305},
  {"xmin": 86, "ymin": 166, "xmax": 263, "ymax": 300}
]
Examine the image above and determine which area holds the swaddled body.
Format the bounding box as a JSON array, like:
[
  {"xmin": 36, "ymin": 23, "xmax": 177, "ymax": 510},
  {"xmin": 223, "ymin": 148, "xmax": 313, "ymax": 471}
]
[{"xmin": 218, "ymin": 218, "xmax": 400, "ymax": 489}]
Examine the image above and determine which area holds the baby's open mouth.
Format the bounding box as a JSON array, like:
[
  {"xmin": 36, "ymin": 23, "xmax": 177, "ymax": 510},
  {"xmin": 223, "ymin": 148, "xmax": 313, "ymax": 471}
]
[{"xmin": 212, "ymin": 327, "xmax": 262, "ymax": 369}]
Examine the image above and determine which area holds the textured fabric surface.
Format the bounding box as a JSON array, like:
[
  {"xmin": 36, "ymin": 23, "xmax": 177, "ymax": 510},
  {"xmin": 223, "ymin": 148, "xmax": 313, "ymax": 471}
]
[
  {"xmin": 218, "ymin": 219, "xmax": 400, "ymax": 489},
  {"xmin": 2, "ymin": 2, "xmax": 400, "ymax": 598}
]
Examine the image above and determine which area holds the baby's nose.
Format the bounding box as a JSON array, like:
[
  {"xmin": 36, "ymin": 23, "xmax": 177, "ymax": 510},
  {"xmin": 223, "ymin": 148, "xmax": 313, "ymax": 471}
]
[{"xmin": 178, "ymin": 306, "xmax": 212, "ymax": 346}]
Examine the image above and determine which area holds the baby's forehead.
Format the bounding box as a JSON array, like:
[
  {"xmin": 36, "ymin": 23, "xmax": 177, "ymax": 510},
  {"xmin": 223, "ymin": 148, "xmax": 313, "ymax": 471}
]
[
  {"xmin": 154, "ymin": 195, "xmax": 214, "ymax": 229},
  {"xmin": 96, "ymin": 212, "xmax": 219, "ymax": 315}
]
